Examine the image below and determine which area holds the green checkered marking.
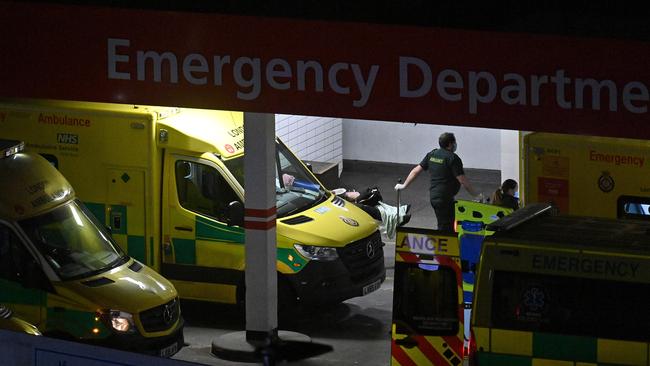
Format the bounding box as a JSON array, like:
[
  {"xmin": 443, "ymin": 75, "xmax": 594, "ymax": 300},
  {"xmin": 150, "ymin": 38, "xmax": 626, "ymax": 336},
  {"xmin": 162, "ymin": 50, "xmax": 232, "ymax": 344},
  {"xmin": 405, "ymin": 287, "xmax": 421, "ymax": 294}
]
[
  {"xmin": 84, "ymin": 202, "xmax": 106, "ymax": 225},
  {"xmin": 149, "ymin": 237, "xmax": 154, "ymax": 266},
  {"xmin": 127, "ymin": 235, "xmax": 146, "ymax": 263},
  {"xmin": 46, "ymin": 307, "xmax": 109, "ymax": 338},
  {"xmin": 174, "ymin": 238, "xmax": 196, "ymax": 265},
  {"xmin": 533, "ymin": 332, "xmax": 597, "ymax": 362},
  {"xmin": 196, "ymin": 216, "xmax": 244, "ymax": 243},
  {"xmin": 278, "ymin": 248, "xmax": 307, "ymax": 271},
  {"xmin": 0, "ymin": 279, "xmax": 45, "ymax": 305}
]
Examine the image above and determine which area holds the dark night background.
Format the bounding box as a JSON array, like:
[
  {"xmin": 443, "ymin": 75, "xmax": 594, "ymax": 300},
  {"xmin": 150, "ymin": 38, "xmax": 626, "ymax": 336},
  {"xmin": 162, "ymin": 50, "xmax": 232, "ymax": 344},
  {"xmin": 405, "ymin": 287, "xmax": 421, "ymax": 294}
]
[{"xmin": 15, "ymin": 1, "xmax": 650, "ymax": 41}]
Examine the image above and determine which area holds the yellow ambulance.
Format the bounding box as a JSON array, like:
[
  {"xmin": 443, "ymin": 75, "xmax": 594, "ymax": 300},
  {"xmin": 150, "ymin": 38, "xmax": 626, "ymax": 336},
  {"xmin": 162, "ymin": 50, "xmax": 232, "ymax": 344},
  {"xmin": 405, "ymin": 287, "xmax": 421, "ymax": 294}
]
[
  {"xmin": 0, "ymin": 140, "xmax": 183, "ymax": 356},
  {"xmin": 469, "ymin": 203, "xmax": 650, "ymax": 365},
  {"xmin": 0, "ymin": 304, "xmax": 41, "ymax": 336},
  {"xmin": 391, "ymin": 227, "xmax": 465, "ymax": 366},
  {"xmin": 521, "ymin": 132, "xmax": 650, "ymax": 219},
  {"xmin": 0, "ymin": 99, "xmax": 385, "ymax": 309}
]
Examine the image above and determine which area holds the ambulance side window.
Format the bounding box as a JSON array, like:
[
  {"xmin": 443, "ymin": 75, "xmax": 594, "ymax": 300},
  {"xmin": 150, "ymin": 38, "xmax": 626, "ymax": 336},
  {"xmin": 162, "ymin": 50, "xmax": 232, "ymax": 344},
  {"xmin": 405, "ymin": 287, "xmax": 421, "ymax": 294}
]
[
  {"xmin": 0, "ymin": 225, "xmax": 22, "ymax": 282},
  {"xmin": 618, "ymin": 195, "xmax": 650, "ymax": 220},
  {"xmin": 175, "ymin": 160, "xmax": 241, "ymax": 222},
  {"xmin": 0, "ymin": 225, "xmax": 42, "ymax": 287},
  {"xmin": 491, "ymin": 270, "xmax": 650, "ymax": 342},
  {"xmin": 39, "ymin": 154, "xmax": 59, "ymax": 169}
]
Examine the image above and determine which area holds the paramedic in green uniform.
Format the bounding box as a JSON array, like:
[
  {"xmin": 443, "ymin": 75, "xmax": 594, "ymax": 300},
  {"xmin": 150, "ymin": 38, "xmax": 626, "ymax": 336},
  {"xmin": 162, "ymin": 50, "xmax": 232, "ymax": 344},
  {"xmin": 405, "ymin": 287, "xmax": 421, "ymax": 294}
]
[{"xmin": 395, "ymin": 132, "xmax": 480, "ymax": 231}]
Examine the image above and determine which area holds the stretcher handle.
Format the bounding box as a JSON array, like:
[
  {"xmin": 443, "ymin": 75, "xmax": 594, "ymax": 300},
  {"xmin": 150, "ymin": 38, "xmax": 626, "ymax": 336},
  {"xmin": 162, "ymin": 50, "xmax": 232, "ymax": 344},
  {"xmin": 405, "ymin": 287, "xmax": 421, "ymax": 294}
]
[{"xmin": 396, "ymin": 179, "xmax": 402, "ymax": 223}]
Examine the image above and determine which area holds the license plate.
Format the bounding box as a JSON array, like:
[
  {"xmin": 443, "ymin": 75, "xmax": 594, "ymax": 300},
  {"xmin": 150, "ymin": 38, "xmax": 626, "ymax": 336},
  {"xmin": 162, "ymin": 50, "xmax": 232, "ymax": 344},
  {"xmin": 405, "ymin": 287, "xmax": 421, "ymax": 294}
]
[
  {"xmin": 362, "ymin": 279, "xmax": 382, "ymax": 295},
  {"xmin": 159, "ymin": 342, "xmax": 179, "ymax": 358}
]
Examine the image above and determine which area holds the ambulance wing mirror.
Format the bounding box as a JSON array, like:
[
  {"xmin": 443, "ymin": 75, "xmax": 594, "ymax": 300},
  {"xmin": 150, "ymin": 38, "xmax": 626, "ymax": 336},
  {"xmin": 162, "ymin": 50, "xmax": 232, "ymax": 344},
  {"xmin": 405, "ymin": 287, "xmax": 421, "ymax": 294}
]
[
  {"xmin": 226, "ymin": 201, "xmax": 244, "ymax": 227},
  {"xmin": 304, "ymin": 161, "xmax": 313, "ymax": 173},
  {"xmin": 486, "ymin": 202, "xmax": 555, "ymax": 232}
]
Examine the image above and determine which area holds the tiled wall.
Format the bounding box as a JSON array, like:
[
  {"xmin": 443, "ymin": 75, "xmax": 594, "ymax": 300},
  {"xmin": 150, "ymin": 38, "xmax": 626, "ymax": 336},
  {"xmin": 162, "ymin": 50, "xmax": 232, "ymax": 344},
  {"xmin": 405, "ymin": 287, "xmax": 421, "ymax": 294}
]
[{"xmin": 275, "ymin": 114, "xmax": 343, "ymax": 175}]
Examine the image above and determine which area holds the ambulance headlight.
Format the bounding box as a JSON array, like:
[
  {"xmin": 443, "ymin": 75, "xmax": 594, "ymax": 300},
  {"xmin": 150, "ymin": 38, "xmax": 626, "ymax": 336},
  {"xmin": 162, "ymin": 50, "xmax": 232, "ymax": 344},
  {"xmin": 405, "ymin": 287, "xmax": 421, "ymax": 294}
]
[
  {"xmin": 98, "ymin": 310, "xmax": 136, "ymax": 333},
  {"xmin": 294, "ymin": 244, "xmax": 339, "ymax": 261}
]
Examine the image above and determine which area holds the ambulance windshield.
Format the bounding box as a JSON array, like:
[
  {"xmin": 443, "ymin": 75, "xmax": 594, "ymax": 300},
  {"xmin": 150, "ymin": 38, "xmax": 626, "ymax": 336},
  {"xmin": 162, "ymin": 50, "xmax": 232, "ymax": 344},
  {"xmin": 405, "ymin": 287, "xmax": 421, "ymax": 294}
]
[
  {"xmin": 19, "ymin": 200, "xmax": 127, "ymax": 280},
  {"xmin": 223, "ymin": 140, "xmax": 326, "ymax": 217}
]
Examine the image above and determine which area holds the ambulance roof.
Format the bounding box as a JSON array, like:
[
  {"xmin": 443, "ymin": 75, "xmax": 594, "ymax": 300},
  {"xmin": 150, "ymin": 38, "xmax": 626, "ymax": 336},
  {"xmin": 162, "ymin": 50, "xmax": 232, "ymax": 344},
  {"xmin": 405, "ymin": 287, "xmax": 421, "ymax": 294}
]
[
  {"xmin": 527, "ymin": 131, "xmax": 650, "ymax": 147},
  {"xmin": 0, "ymin": 149, "xmax": 74, "ymax": 220},
  {"xmin": 488, "ymin": 212, "xmax": 650, "ymax": 256},
  {"xmin": 1, "ymin": 98, "xmax": 245, "ymax": 159},
  {"xmin": 158, "ymin": 107, "xmax": 244, "ymax": 159}
]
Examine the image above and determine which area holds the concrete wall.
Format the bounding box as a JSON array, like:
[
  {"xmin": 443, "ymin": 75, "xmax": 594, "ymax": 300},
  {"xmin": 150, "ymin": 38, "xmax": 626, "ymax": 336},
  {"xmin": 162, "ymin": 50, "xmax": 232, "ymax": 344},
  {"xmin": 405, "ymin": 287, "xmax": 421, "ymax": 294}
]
[
  {"xmin": 276, "ymin": 115, "xmax": 521, "ymax": 182},
  {"xmin": 342, "ymin": 119, "xmax": 502, "ymax": 169}
]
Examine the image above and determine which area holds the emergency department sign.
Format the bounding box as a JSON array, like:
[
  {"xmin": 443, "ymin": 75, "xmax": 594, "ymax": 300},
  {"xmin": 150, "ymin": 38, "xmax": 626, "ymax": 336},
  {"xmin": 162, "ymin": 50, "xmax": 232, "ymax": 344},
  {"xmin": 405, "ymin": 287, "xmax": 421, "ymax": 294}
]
[{"xmin": 1, "ymin": 2, "xmax": 650, "ymax": 138}]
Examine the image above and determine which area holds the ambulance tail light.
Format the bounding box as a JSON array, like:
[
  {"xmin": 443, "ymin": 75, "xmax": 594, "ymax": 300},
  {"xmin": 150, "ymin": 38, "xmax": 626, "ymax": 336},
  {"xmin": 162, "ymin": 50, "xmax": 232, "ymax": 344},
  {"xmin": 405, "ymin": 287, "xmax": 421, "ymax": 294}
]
[{"xmin": 464, "ymin": 329, "xmax": 478, "ymax": 365}]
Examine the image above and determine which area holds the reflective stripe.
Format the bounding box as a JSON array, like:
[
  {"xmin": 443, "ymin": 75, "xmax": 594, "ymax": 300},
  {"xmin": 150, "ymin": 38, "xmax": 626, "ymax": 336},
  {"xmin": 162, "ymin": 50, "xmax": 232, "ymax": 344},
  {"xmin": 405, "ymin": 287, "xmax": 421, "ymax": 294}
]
[
  {"xmin": 243, "ymin": 220, "xmax": 276, "ymax": 230},
  {"xmin": 391, "ymin": 341, "xmax": 419, "ymax": 366},
  {"xmin": 413, "ymin": 335, "xmax": 450, "ymax": 365},
  {"xmin": 244, "ymin": 206, "xmax": 277, "ymax": 231}
]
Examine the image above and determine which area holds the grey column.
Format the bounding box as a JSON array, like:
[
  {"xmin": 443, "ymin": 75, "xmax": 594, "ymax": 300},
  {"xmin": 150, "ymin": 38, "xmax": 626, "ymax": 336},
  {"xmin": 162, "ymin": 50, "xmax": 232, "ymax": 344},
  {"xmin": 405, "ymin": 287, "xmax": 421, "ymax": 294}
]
[{"xmin": 243, "ymin": 112, "xmax": 278, "ymax": 339}]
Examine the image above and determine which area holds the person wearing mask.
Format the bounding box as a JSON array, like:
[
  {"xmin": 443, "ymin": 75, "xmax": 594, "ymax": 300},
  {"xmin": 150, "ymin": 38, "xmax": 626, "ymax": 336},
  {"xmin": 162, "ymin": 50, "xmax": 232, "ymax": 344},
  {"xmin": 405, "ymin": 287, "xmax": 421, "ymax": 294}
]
[
  {"xmin": 491, "ymin": 178, "xmax": 520, "ymax": 210},
  {"xmin": 394, "ymin": 132, "xmax": 480, "ymax": 231}
]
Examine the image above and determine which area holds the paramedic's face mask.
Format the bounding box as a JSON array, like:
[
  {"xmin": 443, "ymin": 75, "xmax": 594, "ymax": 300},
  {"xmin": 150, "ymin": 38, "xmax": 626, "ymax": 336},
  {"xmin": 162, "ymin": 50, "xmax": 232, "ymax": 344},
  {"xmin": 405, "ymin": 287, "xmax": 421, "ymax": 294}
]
[{"xmin": 451, "ymin": 142, "xmax": 457, "ymax": 153}]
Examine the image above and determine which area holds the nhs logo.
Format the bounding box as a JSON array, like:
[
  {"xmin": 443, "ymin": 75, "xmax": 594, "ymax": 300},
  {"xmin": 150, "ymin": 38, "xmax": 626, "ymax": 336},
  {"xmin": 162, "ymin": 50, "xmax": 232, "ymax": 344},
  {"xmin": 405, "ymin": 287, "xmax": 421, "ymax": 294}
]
[{"xmin": 57, "ymin": 133, "xmax": 78, "ymax": 144}]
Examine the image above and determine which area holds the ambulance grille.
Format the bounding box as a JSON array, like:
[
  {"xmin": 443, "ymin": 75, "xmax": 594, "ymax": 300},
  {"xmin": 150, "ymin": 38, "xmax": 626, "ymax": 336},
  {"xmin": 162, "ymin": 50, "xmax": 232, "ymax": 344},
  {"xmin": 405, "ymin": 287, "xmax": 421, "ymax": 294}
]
[
  {"xmin": 140, "ymin": 298, "xmax": 180, "ymax": 333},
  {"xmin": 282, "ymin": 215, "xmax": 314, "ymax": 225},
  {"xmin": 337, "ymin": 231, "xmax": 384, "ymax": 282}
]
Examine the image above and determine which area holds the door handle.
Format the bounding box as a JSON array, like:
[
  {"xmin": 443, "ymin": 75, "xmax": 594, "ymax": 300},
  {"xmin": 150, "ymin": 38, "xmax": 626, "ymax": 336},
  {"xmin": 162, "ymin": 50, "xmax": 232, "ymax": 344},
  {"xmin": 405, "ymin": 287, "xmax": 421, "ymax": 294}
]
[{"xmin": 174, "ymin": 226, "xmax": 193, "ymax": 232}]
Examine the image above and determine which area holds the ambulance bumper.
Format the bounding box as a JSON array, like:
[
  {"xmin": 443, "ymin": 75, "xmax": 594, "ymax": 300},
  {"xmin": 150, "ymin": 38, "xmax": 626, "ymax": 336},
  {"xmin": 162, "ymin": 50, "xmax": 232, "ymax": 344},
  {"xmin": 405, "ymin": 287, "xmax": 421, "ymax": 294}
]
[
  {"xmin": 289, "ymin": 232, "xmax": 386, "ymax": 304},
  {"xmin": 89, "ymin": 317, "xmax": 185, "ymax": 358}
]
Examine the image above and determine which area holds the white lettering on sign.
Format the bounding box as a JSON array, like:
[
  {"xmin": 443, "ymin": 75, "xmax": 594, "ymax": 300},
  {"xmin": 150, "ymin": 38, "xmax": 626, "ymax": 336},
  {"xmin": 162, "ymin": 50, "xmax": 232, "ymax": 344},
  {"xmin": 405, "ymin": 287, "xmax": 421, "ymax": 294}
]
[
  {"xmin": 107, "ymin": 38, "xmax": 380, "ymax": 107},
  {"xmin": 532, "ymin": 254, "xmax": 640, "ymax": 279},
  {"xmin": 399, "ymin": 57, "xmax": 649, "ymax": 115},
  {"xmin": 106, "ymin": 39, "xmax": 650, "ymax": 114},
  {"xmin": 396, "ymin": 234, "xmax": 451, "ymax": 255}
]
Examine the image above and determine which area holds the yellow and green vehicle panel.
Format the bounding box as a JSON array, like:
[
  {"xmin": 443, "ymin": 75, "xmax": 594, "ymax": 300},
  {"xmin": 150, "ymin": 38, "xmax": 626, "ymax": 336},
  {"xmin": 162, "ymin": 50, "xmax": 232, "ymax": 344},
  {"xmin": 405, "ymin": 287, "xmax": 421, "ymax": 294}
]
[
  {"xmin": 474, "ymin": 327, "xmax": 649, "ymax": 365},
  {"xmin": 471, "ymin": 213, "xmax": 650, "ymax": 366}
]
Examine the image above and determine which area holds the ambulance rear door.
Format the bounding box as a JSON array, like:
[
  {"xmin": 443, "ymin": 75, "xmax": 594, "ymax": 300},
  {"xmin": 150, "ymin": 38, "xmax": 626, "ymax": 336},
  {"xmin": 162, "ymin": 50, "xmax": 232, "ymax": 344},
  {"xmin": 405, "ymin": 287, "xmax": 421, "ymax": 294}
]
[{"xmin": 391, "ymin": 227, "xmax": 464, "ymax": 366}]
